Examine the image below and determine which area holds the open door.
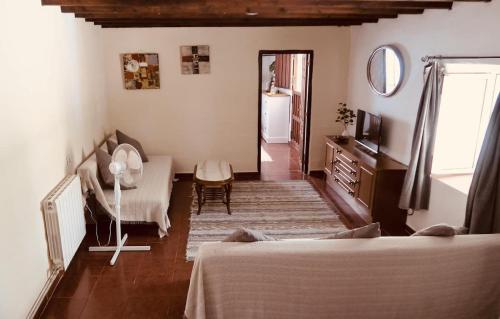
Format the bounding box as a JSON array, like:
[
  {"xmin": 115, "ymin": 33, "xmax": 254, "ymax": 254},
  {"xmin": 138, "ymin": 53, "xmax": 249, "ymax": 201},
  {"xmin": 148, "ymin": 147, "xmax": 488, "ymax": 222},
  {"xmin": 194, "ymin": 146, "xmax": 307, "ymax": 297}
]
[
  {"xmin": 290, "ymin": 54, "xmax": 311, "ymax": 172},
  {"xmin": 258, "ymin": 50, "xmax": 313, "ymax": 178},
  {"xmin": 301, "ymin": 54, "xmax": 312, "ymax": 173}
]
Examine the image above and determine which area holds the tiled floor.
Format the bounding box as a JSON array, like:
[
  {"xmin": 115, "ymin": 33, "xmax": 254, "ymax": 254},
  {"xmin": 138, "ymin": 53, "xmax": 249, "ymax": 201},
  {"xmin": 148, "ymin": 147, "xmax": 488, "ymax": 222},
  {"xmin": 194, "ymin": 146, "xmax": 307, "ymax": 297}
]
[
  {"xmin": 260, "ymin": 140, "xmax": 304, "ymax": 180},
  {"xmin": 40, "ymin": 171, "xmax": 365, "ymax": 319},
  {"xmin": 41, "ymin": 182, "xmax": 194, "ymax": 319}
]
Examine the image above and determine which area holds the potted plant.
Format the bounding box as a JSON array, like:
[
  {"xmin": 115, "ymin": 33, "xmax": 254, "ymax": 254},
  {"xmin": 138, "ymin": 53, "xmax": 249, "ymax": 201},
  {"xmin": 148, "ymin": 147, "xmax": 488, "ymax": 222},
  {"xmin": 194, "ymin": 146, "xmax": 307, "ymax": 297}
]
[
  {"xmin": 268, "ymin": 61, "xmax": 276, "ymax": 93},
  {"xmin": 335, "ymin": 103, "xmax": 356, "ymax": 138}
]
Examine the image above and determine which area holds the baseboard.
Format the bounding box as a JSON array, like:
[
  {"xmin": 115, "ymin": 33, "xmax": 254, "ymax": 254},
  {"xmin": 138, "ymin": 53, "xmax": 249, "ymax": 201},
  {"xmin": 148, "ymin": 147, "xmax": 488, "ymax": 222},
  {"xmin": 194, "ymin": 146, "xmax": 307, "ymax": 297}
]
[
  {"xmin": 175, "ymin": 172, "xmax": 260, "ymax": 181},
  {"xmin": 175, "ymin": 173, "xmax": 194, "ymax": 181},
  {"xmin": 309, "ymin": 170, "xmax": 326, "ymax": 179},
  {"xmin": 28, "ymin": 268, "xmax": 64, "ymax": 319},
  {"xmin": 234, "ymin": 172, "xmax": 261, "ymax": 180}
]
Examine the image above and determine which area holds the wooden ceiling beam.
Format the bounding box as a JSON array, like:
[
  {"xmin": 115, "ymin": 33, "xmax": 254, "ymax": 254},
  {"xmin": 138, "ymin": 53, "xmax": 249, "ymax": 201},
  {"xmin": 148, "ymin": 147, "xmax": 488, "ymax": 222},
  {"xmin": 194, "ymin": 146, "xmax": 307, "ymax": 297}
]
[
  {"xmin": 59, "ymin": 1, "xmax": 454, "ymax": 13},
  {"xmin": 43, "ymin": 0, "xmax": 487, "ymax": 5},
  {"xmin": 73, "ymin": 9, "xmax": 416, "ymax": 20},
  {"xmin": 84, "ymin": 15, "xmax": 396, "ymax": 23},
  {"xmin": 91, "ymin": 18, "xmax": 379, "ymax": 28},
  {"xmin": 66, "ymin": 7, "xmax": 426, "ymax": 19},
  {"xmin": 41, "ymin": 0, "xmax": 489, "ymax": 27}
]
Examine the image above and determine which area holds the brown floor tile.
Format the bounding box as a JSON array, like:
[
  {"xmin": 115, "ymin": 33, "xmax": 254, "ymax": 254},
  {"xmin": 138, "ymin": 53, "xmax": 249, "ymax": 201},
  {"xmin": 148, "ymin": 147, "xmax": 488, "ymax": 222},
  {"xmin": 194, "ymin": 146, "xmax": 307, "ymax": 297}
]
[
  {"xmin": 89, "ymin": 275, "xmax": 135, "ymax": 300},
  {"xmin": 79, "ymin": 295, "xmax": 127, "ymax": 319},
  {"xmin": 100, "ymin": 252, "xmax": 144, "ymax": 278},
  {"xmin": 131, "ymin": 274, "xmax": 177, "ymax": 297},
  {"xmin": 166, "ymin": 294, "xmax": 189, "ymax": 319},
  {"xmin": 40, "ymin": 298, "xmax": 87, "ymax": 319},
  {"xmin": 53, "ymin": 271, "xmax": 98, "ymax": 299},
  {"xmin": 122, "ymin": 297, "xmax": 170, "ymax": 319}
]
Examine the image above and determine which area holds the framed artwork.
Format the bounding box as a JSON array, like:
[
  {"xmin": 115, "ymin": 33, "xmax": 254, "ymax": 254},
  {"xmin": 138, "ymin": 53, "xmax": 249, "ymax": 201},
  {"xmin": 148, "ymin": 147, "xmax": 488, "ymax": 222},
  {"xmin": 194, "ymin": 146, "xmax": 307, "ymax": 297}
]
[
  {"xmin": 180, "ymin": 45, "xmax": 210, "ymax": 75},
  {"xmin": 122, "ymin": 53, "xmax": 160, "ymax": 89}
]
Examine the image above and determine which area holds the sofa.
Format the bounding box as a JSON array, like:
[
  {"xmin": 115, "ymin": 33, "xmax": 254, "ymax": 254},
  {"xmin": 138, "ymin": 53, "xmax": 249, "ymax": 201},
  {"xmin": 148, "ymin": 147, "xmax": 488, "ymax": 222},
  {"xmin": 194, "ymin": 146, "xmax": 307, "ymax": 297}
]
[
  {"xmin": 185, "ymin": 235, "xmax": 500, "ymax": 319},
  {"xmin": 77, "ymin": 135, "xmax": 174, "ymax": 237}
]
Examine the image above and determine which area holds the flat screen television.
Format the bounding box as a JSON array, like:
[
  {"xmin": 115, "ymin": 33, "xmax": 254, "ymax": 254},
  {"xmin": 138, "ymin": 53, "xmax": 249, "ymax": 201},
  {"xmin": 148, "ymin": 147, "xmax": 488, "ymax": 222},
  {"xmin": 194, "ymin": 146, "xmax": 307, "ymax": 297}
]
[{"xmin": 355, "ymin": 109, "xmax": 382, "ymax": 153}]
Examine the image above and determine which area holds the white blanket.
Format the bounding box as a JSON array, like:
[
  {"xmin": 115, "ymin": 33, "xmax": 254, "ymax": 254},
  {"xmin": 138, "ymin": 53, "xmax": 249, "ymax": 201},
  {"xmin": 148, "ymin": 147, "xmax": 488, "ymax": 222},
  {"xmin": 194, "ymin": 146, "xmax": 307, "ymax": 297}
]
[
  {"xmin": 185, "ymin": 235, "xmax": 500, "ymax": 319},
  {"xmin": 77, "ymin": 147, "xmax": 174, "ymax": 237}
]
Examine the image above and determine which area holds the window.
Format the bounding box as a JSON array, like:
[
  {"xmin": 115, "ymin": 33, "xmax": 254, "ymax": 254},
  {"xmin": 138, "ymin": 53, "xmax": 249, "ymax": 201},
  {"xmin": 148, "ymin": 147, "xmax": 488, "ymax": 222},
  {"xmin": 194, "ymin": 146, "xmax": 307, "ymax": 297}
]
[{"xmin": 432, "ymin": 63, "xmax": 500, "ymax": 175}]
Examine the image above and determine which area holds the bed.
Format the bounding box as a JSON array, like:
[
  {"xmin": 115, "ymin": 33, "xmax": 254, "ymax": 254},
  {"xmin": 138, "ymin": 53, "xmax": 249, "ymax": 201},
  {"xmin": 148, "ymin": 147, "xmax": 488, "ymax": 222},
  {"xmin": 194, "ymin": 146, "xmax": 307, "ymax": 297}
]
[
  {"xmin": 185, "ymin": 235, "xmax": 500, "ymax": 319},
  {"xmin": 77, "ymin": 138, "xmax": 174, "ymax": 237}
]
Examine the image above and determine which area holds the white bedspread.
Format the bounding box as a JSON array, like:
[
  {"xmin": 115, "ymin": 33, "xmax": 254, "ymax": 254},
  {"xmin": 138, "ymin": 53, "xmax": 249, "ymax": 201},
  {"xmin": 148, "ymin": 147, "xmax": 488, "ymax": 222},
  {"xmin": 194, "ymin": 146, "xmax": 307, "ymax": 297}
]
[
  {"xmin": 77, "ymin": 149, "xmax": 174, "ymax": 237},
  {"xmin": 185, "ymin": 235, "xmax": 500, "ymax": 319},
  {"xmin": 103, "ymin": 155, "xmax": 173, "ymax": 237}
]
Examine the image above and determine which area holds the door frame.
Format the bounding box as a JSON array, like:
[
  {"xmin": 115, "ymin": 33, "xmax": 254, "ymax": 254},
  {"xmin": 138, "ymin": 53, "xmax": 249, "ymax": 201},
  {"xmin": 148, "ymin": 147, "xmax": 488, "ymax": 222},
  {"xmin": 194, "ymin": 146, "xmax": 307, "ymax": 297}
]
[{"xmin": 257, "ymin": 50, "xmax": 314, "ymax": 175}]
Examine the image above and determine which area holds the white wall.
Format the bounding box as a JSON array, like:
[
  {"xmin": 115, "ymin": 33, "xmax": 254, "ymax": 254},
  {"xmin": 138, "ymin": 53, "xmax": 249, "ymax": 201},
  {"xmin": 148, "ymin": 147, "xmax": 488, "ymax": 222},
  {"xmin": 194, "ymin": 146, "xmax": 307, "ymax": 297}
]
[
  {"xmin": 102, "ymin": 27, "xmax": 350, "ymax": 173},
  {"xmin": 0, "ymin": 3, "xmax": 108, "ymax": 318},
  {"xmin": 346, "ymin": 1, "xmax": 500, "ymax": 230}
]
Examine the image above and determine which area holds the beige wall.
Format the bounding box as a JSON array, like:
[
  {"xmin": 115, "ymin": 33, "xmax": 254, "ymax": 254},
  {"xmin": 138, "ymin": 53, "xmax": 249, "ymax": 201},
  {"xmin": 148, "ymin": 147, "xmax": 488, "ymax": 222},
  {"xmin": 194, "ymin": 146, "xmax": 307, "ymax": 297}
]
[
  {"xmin": 102, "ymin": 27, "xmax": 350, "ymax": 173},
  {"xmin": 0, "ymin": 4, "xmax": 108, "ymax": 318},
  {"xmin": 346, "ymin": 1, "xmax": 500, "ymax": 230}
]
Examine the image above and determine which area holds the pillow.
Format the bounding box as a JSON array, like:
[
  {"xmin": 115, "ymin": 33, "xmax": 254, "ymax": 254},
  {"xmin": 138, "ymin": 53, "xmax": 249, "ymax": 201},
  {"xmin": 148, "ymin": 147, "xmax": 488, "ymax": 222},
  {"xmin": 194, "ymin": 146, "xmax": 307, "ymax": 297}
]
[
  {"xmin": 223, "ymin": 228, "xmax": 276, "ymax": 242},
  {"xmin": 411, "ymin": 223, "xmax": 468, "ymax": 237},
  {"xmin": 116, "ymin": 129, "xmax": 149, "ymax": 162},
  {"xmin": 106, "ymin": 139, "xmax": 118, "ymax": 155},
  {"xmin": 95, "ymin": 147, "xmax": 136, "ymax": 190},
  {"xmin": 322, "ymin": 222, "xmax": 381, "ymax": 239}
]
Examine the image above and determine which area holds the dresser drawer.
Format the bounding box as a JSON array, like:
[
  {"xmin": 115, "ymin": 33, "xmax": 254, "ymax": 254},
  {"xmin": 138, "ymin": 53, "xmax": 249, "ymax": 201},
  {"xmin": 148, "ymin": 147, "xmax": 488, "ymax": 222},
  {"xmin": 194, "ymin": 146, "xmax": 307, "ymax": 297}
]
[
  {"xmin": 333, "ymin": 170, "xmax": 358, "ymax": 190},
  {"xmin": 333, "ymin": 159, "xmax": 359, "ymax": 180},
  {"xmin": 333, "ymin": 147, "xmax": 359, "ymax": 172},
  {"xmin": 332, "ymin": 171, "xmax": 357, "ymax": 197}
]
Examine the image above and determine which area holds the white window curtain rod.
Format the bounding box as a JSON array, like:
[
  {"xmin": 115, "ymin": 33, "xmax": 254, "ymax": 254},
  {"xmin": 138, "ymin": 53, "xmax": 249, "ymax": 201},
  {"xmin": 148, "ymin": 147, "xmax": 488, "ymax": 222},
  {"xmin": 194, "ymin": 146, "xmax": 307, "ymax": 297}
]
[{"xmin": 421, "ymin": 55, "xmax": 500, "ymax": 62}]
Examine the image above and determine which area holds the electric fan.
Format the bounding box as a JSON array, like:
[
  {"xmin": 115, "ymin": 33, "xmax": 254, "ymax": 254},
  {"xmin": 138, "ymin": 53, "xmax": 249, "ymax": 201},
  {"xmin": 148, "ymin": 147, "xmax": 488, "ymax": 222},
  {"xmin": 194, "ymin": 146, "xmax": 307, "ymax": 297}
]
[{"xmin": 88, "ymin": 143, "xmax": 150, "ymax": 265}]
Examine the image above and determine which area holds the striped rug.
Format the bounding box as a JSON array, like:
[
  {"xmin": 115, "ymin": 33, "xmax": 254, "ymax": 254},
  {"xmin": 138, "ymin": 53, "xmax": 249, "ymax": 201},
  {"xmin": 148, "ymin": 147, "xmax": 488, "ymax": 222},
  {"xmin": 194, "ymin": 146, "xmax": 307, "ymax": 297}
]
[{"xmin": 186, "ymin": 180, "xmax": 348, "ymax": 261}]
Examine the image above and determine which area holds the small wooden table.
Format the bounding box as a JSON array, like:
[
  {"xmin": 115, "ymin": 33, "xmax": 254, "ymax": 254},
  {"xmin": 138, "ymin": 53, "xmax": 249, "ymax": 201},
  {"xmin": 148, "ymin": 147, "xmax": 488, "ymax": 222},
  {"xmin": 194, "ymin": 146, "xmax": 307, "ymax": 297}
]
[{"xmin": 194, "ymin": 160, "xmax": 234, "ymax": 215}]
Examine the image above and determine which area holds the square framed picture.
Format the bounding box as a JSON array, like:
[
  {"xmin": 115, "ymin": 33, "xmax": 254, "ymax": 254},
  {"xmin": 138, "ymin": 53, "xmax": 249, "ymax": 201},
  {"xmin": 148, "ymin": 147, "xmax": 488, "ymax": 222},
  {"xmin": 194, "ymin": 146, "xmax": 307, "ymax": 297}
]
[
  {"xmin": 180, "ymin": 45, "xmax": 210, "ymax": 75},
  {"xmin": 122, "ymin": 53, "xmax": 160, "ymax": 89}
]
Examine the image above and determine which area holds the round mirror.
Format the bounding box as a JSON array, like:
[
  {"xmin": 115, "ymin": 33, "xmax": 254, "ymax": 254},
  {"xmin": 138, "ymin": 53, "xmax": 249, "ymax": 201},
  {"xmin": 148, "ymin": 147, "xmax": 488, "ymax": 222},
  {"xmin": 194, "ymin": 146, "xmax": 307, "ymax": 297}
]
[{"xmin": 367, "ymin": 45, "xmax": 404, "ymax": 97}]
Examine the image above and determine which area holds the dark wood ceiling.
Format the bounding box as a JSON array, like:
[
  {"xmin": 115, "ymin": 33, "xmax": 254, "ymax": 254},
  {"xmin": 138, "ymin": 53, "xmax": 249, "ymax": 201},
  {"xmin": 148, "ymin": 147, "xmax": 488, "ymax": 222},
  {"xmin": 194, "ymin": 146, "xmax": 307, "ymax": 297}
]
[{"xmin": 41, "ymin": 0, "xmax": 489, "ymax": 28}]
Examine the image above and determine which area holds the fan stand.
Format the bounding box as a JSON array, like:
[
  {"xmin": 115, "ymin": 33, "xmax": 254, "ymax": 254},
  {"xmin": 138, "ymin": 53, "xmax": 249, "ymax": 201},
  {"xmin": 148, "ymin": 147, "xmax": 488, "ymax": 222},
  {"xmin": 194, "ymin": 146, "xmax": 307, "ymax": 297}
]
[{"xmin": 89, "ymin": 174, "xmax": 150, "ymax": 266}]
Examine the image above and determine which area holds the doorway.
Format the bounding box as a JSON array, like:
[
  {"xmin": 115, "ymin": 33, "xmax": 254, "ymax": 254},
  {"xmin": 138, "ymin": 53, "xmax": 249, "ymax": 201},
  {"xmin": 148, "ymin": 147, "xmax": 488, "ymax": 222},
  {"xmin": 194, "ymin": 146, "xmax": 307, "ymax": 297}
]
[{"xmin": 258, "ymin": 50, "xmax": 313, "ymax": 180}]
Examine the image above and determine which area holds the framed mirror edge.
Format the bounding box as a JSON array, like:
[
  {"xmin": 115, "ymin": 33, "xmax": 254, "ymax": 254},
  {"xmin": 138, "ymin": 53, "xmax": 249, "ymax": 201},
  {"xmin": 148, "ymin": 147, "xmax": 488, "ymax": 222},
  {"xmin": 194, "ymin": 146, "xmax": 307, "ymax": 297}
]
[{"xmin": 367, "ymin": 44, "xmax": 404, "ymax": 97}]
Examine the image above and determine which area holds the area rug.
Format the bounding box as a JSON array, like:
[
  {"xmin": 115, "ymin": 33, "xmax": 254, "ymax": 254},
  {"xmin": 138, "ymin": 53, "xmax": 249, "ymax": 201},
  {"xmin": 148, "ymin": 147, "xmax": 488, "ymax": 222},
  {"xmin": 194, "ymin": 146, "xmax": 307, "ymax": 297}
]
[{"xmin": 186, "ymin": 180, "xmax": 348, "ymax": 261}]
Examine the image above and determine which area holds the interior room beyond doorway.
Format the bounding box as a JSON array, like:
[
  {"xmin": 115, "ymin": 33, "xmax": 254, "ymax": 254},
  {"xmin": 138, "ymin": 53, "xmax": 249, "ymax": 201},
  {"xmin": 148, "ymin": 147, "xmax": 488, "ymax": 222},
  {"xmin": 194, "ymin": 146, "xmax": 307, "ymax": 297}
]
[{"xmin": 259, "ymin": 51, "xmax": 312, "ymax": 180}]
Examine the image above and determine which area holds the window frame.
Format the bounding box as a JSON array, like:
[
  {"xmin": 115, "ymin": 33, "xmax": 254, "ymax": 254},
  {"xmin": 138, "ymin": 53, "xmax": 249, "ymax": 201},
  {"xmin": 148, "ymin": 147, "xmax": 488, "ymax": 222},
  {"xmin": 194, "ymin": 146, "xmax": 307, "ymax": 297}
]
[{"xmin": 431, "ymin": 63, "xmax": 500, "ymax": 176}]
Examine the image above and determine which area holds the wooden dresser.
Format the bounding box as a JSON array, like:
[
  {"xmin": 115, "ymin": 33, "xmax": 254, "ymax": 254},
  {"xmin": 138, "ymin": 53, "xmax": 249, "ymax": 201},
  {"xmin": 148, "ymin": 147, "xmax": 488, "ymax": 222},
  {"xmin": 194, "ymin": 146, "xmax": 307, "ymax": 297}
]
[{"xmin": 324, "ymin": 136, "xmax": 408, "ymax": 235}]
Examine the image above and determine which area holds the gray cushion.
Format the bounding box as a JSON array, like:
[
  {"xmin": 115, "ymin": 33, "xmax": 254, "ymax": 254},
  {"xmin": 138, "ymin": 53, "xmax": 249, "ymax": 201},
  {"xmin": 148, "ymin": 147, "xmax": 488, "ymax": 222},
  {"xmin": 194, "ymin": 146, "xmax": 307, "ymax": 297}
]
[
  {"xmin": 411, "ymin": 223, "xmax": 468, "ymax": 237},
  {"xmin": 95, "ymin": 147, "xmax": 136, "ymax": 190},
  {"xmin": 223, "ymin": 228, "xmax": 276, "ymax": 242},
  {"xmin": 106, "ymin": 139, "xmax": 118, "ymax": 155},
  {"xmin": 322, "ymin": 222, "xmax": 381, "ymax": 239},
  {"xmin": 116, "ymin": 130, "xmax": 149, "ymax": 162}
]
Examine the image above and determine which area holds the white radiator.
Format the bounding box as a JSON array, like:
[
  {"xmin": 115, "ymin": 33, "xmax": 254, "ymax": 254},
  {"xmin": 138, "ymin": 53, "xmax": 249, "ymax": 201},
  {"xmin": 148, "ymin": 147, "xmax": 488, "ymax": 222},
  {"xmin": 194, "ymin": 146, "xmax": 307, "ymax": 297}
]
[{"xmin": 43, "ymin": 175, "xmax": 86, "ymax": 270}]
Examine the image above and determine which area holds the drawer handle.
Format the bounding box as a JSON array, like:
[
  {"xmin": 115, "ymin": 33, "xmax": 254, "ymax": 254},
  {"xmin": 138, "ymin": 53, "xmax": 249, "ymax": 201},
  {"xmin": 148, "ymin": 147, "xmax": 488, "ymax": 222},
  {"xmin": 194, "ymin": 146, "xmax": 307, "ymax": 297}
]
[
  {"xmin": 351, "ymin": 159, "xmax": 358, "ymax": 166},
  {"xmin": 334, "ymin": 178, "xmax": 355, "ymax": 196},
  {"xmin": 333, "ymin": 159, "xmax": 340, "ymax": 164},
  {"xmin": 348, "ymin": 180, "xmax": 359, "ymax": 186},
  {"xmin": 350, "ymin": 169, "xmax": 357, "ymax": 176},
  {"xmin": 334, "ymin": 168, "xmax": 340, "ymax": 173},
  {"xmin": 335, "ymin": 148, "xmax": 342, "ymax": 154}
]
